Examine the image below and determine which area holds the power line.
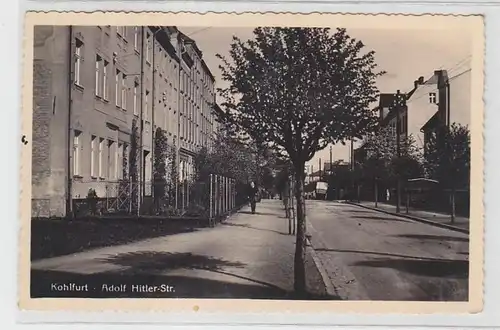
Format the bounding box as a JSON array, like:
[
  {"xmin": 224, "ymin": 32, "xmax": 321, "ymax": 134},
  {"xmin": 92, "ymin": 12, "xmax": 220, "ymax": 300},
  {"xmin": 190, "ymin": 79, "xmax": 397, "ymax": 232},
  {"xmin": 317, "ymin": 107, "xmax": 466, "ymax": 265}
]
[
  {"xmin": 400, "ymin": 56, "xmax": 472, "ymax": 96},
  {"xmin": 438, "ymin": 55, "xmax": 471, "ymax": 74},
  {"xmin": 186, "ymin": 27, "xmax": 212, "ymax": 37},
  {"xmin": 405, "ymin": 68, "xmax": 471, "ymax": 105}
]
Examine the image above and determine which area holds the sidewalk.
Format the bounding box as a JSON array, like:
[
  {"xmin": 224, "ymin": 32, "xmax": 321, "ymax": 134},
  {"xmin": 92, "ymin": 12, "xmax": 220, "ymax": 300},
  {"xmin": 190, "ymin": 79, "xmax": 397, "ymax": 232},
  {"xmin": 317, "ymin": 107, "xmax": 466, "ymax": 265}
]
[
  {"xmin": 31, "ymin": 200, "xmax": 336, "ymax": 299},
  {"xmin": 347, "ymin": 200, "xmax": 469, "ymax": 233}
]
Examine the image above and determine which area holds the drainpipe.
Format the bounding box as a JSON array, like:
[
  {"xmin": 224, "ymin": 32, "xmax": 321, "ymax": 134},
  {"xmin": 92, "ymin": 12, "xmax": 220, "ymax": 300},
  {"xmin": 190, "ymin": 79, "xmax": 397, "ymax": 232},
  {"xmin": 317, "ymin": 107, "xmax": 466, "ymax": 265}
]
[
  {"xmin": 151, "ymin": 28, "xmax": 156, "ymax": 206},
  {"xmin": 446, "ymin": 79, "xmax": 451, "ymax": 129},
  {"xmin": 175, "ymin": 35, "xmax": 182, "ymax": 210},
  {"xmin": 138, "ymin": 27, "xmax": 145, "ymax": 215},
  {"xmin": 66, "ymin": 26, "xmax": 73, "ymax": 218}
]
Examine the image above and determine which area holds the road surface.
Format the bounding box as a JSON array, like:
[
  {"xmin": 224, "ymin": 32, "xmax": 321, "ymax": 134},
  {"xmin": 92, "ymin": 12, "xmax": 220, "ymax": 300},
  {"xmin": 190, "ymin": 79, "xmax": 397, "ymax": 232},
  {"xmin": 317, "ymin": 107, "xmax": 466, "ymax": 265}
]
[
  {"xmin": 305, "ymin": 200, "xmax": 469, "ymax": 301},
  {"xmin": 31, "ymin": 200, "xmax": 330, "ymax": 299}
]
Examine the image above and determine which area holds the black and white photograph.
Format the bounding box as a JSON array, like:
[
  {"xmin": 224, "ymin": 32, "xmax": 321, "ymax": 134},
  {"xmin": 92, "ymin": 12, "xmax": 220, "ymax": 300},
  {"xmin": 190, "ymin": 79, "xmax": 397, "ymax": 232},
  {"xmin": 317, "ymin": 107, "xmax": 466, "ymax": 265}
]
[{"xmin": 22, "ymin": 12, "xmax": 484, "ymax": 310}]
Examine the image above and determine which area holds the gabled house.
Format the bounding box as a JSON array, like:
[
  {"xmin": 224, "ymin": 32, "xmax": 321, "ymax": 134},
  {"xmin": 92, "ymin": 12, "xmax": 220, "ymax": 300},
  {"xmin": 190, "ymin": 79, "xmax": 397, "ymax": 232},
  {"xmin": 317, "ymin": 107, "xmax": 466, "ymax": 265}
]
[{"xmin": 418, "ymin": 68, "xmax": 471, "ymax": 153}]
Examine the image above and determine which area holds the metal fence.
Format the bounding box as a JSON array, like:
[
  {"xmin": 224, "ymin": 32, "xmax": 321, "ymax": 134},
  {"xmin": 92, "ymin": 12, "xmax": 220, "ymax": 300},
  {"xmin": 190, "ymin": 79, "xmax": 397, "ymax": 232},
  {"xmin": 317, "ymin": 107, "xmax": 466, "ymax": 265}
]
[{"xmin": 71, "ymin": 174, "xmax": 240, "ymax": 222}]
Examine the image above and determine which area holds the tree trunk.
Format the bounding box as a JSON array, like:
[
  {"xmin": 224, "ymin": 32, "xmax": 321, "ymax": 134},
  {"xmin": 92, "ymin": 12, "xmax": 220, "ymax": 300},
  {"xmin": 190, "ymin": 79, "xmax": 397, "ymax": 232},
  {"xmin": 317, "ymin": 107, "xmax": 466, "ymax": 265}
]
[
  {"xmin": 293, "ymin": 165, "xmax": 307, "ymax": 296},
  {"xmin": 396, "ymin": 178, "xmax": 401, "ymax": 213},
  {"xmin": 374, "ymin": 180, "xmax": 378, "ymax": 208},
  {"xmin": 450, "ymin": 188, "xmax": 456, "ymax": 224},
  {"xmin": 405, "ymin": 189, "xmax": 410, "ymax": 214}
]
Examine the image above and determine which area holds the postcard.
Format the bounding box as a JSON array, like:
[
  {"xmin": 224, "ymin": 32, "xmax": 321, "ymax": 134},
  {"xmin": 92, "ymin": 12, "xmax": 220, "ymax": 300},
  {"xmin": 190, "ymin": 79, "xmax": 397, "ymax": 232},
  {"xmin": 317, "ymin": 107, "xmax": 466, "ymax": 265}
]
[{"xmin": 20, "ymin": 12, "xmax": 484, "ymax": 314}]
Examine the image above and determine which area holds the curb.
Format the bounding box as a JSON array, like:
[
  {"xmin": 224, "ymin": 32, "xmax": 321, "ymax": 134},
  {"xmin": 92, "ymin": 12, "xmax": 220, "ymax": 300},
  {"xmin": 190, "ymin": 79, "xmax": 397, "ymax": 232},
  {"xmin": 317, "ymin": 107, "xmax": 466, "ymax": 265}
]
[
  {"xmin": 305, "ymin": 237, "xmax": 339, "ymax": 298},
  {"xmin": 346, "ymin": 201, "xmax": 469, "ymax": 234},
  {"xmin": 304, "ymin": 216, "xmax": 339, "ymax": 298}
]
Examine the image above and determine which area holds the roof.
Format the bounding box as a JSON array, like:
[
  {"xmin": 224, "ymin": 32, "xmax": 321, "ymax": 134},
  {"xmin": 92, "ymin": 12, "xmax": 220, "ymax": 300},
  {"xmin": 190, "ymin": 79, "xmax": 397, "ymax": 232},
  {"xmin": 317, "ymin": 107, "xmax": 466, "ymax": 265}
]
[
  {"xmin": 176, "ymin": 28, "xmax": 216, "ymax": 82},
  {"xmin": 420, "ymin": 111, "xmax": 441, "ymax": 133},
  {"xmin": 148, "ymin": 26, "xmax": 180, "ymax": 62}
]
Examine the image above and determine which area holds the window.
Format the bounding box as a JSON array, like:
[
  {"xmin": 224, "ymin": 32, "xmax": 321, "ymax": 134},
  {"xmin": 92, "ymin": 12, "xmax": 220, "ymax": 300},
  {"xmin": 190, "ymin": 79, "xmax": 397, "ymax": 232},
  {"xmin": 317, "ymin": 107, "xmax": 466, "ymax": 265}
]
[
  {"xmin": 146, "ymin": 32, "xmax": 151, "ymax": 63},
  {"xmin": 116, "ymin": 26, "xmax": 125, "ymax": 37},
  {"xmin": 145, "ymin": 90, "xmax": 150, "ymax": 121},
  {"xmin": 98, "ymin": 138, "xmax": 104, "ymax": 178},
  {"xmin": 116, "ymin": 143, "xmax": 123, "ymax": 179},
  {"xmin": 115, "ymin": 69, "xmax": 121, "ymax": 107},
  {"xmin": 103, "ymin": 60, "xmax": 109, "ymax": 100},
  {"xmin": 107, "ymin": 140, "xmax": 115, "ymax": 180},
  {"xmin": 90, "ymin": 135, "xmax": 97, "ymax": 177},
  {"xmin": 133, "ymin": 82, "xmax": 139, "ymax": 115},
  {"xmin": 74, "ymin": 39, "xmax": 83, "ymax": 86},
  {"xmin": 121, "ymin": 73, "xmax": 127, "ymax": 110},
  {"xmin": 429, "ymin": 92, "xmax": 437, "ymax": 104},
  {"xmin": 95, "ymin": 55, "xmax": 102, "ymax": 96},
  {"xmin": 73, "ymin": 130, "xmax": 81, "ymax": 176},
  {"xmin": 134, "ymin": 27, "xmax": 139, "ymax": 51}
]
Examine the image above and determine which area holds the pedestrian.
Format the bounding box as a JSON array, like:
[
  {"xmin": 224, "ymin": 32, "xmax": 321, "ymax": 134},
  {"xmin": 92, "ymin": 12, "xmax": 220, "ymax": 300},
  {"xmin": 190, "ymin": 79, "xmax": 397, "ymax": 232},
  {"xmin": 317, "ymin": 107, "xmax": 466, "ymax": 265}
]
[
  {"xmin": 248, "ymin": 181, "xmax": 259, "ymax": 214},
  {"xmin": 386, "ymin": 189, "xmax": 390, "ymax": 202}
]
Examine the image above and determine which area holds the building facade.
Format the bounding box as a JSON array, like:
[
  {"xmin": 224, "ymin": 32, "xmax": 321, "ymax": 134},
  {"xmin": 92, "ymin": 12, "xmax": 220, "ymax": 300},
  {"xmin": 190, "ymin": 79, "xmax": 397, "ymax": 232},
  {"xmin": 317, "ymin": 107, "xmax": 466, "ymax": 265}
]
[
  {"xmin": 354, "ymin": 67, "xmax": 471, "ymax": 162},
  {"xmin": 32, "ymin": 26, "xmax": 218, "ymax": 217},
  {"xmin": 416, "ymin": 68, "xmax": 471, "ymax": 150}
]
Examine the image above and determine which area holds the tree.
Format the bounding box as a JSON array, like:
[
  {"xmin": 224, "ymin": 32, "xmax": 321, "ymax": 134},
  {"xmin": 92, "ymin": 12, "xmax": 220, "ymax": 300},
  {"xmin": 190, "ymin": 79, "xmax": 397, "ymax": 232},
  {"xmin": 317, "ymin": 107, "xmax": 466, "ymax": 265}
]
[
  {"xmin": 153, "ymin": 128, "xmax": 169, "ymax": 213},
  {"xmin": 167, "ymin": 141, "xmax": 178, "ymax": 208},
  {"xmin": 424, "ymin": 123, "xmax": 470, "ymax": 223},
  {"xmin": 216, "ymin": 27, "xmax": 384, "ymax": 294},
  {"xmin": 361, "ymin": 126, "xmax": 423, "ymax": 207},
  {"xmin": 129, "ymin": 118, "xmax": 140, "ymax": 211}
]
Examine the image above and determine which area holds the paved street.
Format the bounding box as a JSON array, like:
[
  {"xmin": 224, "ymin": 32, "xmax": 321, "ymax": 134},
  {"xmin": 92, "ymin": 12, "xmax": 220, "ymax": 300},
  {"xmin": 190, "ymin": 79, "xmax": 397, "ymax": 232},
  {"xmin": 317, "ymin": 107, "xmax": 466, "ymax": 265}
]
[
  {"xmin": 305, "ymin": 200, "xmax": 469, "ymax": 301},
  {"xmin": 31, "ymin": 200, "xmax": 331, "ymax": 299},
  {"xmin": 352, "ymin": 200, "xmax": 469, "ymax": 231}
]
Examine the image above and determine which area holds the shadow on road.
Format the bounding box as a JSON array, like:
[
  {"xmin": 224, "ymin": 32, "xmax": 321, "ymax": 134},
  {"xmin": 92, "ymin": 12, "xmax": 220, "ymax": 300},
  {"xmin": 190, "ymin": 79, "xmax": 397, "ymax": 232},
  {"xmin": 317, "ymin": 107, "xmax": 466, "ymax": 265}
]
[
  {"xmin": 314, "ymin": 248, "xmax": 466, "ymax": 263},
  {"xmin": 222, "ymin": 222, "xmax": 289, "ymax": 236},
  {"xmin": 101, "ymin": 251, "xmax": 246, "ymax": 273},
  {"xmin": 353, "ymin": 215, "xmax": 411, "ymax": 223},
  {"xmin": 394, "ymin": 234, "xmax": 469, "ymax": 243},
  {"xmin": 352, "ymin": 258, "xmax": 469, "ymax": 279},
  {"xmin": 31, "ymin": 269, "xmax": 293, "ymax": 299},
  {"xmin": 31, "ymin": 251, "xmax": 339, "ymax": 300},
  {"xmin": 345, "ymin": 210, "xmax": 373, "ymax": 214},
  {"xmin": 238, "ymin": 211, "xmax": 278, "ymax": 217}
]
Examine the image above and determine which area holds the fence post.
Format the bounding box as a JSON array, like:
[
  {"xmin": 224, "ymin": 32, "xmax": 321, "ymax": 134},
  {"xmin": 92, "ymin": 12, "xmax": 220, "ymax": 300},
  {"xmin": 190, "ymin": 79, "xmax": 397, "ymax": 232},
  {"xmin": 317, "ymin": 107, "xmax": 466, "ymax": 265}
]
[
  {"xmin": 229, "ymin": 178, "xmax": 232, "ymax": 212},
  {"xmin": 214, "ymin": 175, "xmax": 218, "ymax": 218},
  {"xmin": 128, "ymin": 177, "xmax": 133, "ymax": 214},
  {"xmin": 217, "ymin": 175, "xmax": 221, "ymax": 216},
  {"xmin": 209, "ymin": 174, "xmax": 213, "ymax": 227},
  {"xmin": 225, "ymin": 177, "xmax": 228, "ymax": 214},
  {"xmin": 221, "ymin": 176, "xmax": 225, "ymax": 215}
]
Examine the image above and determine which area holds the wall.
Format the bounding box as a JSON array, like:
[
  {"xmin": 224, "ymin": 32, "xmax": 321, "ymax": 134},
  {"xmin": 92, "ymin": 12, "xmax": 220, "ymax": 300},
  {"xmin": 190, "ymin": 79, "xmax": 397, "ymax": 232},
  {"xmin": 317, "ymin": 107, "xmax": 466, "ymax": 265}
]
[
  {"xmin": 406, "ymin": 69, "xmax": 471, "ymax": 150},
  {"xmin": 32, "ymin": 26, "xmax": 71, "ymax": 217},
  {"xmin": 449, "ymin": 69, "xmax": 471, "ymax": 128},
  {"xmin": 406, "ymin": 78, "xmax": 440, "ymax": 149}
]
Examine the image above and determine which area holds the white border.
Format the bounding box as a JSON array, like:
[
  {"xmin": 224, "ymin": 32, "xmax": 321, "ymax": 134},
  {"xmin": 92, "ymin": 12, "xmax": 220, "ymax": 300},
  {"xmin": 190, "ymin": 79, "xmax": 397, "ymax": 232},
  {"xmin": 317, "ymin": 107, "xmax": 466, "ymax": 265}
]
[{"xmin": 4, "ymin": 0, "xmax": 500, "ymax": 328}]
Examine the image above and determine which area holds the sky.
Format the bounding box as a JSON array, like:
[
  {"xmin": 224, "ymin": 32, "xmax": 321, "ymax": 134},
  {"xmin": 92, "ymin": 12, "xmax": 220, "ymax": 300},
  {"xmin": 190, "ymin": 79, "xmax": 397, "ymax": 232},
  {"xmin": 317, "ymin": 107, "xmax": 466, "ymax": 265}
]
[{"xmin": 180, "ymin": 26, "xmax": 472, "ymax": 173}]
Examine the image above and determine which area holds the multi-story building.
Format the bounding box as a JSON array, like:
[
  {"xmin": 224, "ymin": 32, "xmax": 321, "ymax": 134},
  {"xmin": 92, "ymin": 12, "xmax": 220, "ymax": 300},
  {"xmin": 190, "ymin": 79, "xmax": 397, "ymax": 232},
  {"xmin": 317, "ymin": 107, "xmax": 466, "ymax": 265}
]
[
  {"xmin": 354, "ymin": 68, "xmax": 471, "ymax": 161},
  {"xmin": 32, "ymin": 25, "xmax": 218, "ymax": 218},
  {"xmin": 415, "ymin": 68, "xmax": 471, "ymax": 150}
]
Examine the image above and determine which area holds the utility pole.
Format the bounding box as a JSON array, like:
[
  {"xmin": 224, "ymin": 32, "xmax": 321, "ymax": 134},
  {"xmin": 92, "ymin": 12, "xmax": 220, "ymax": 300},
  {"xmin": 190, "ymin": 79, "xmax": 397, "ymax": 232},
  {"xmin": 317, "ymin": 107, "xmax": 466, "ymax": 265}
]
[
  {"xmin": 329, "ymin": 145, "xmax": 333, "ymax": 175},
  {"xmin": 394, "ymin": 90, "xmax": 405, "ymax": 213},
  {"xmin": 446, "ymin": 78, "xmax": 451, "ymax": 129},
  {"xmin": 319, "ymin": 158, "xmax": 322, "ymax": 181},
  {"xmin": 138, "ymin": 26, "xmax": 145, "ymax": 215}
]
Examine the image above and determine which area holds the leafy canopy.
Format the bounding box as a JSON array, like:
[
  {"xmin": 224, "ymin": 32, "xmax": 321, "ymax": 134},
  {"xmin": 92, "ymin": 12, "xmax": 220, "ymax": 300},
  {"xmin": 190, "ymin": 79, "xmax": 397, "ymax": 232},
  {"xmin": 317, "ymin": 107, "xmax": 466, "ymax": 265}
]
[
  {"xmin": 216, "ymin": 27, "xmax": 384, "ymax": 165},
  {"xmin": 361, "ymin": 126, "xmax": 423, "ymax": 181},
  {"xmin": 424, "ymin": 123, "xmax": 470, "ymax": 188}
]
